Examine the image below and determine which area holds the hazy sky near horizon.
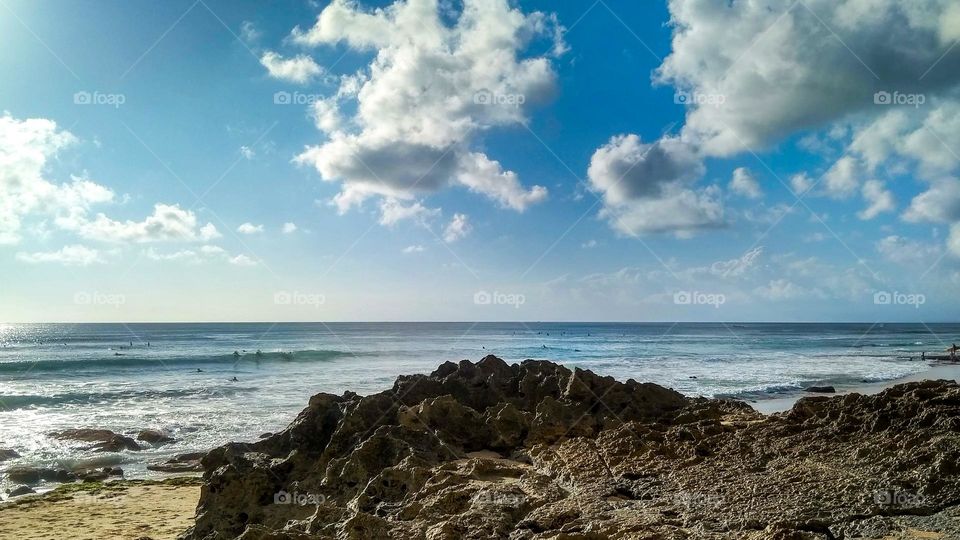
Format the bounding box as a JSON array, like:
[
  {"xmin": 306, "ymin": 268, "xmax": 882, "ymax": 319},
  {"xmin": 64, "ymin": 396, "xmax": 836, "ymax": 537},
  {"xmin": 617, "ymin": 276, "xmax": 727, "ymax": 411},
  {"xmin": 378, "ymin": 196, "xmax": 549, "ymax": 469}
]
[{"xmin": 1, "ymin": 0, "xmax": 960, "ymax": 322}]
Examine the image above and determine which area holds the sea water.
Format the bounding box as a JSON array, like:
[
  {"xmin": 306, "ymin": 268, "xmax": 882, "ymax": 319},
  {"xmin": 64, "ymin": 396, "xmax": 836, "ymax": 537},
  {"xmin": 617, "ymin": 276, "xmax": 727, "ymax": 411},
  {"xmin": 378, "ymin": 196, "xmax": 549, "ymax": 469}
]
[{"xmin": 0, "ymin": 322, "xmax": 955, "ymax": 493}]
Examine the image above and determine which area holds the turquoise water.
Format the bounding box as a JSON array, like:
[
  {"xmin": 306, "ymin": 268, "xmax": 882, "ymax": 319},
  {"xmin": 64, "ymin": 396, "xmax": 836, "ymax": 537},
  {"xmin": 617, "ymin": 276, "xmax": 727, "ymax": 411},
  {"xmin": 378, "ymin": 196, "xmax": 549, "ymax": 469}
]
[{"xmin": 0, "ymin": 322, "xmax": 955, "ymax": 492}]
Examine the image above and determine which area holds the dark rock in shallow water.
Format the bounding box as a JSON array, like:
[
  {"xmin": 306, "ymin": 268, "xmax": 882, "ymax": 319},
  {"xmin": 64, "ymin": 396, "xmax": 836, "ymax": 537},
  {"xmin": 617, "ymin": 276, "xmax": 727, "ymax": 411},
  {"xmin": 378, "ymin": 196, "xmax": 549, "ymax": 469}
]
[
  {"xmin": 50, "ymin": 429, "xmax": 142, "ymax": 452},
  {"xmin": 147, "ymin": 452, "xmax": 205, "ymax": 473},
  {"xmin": 137, "ymin": 429, "xmax": 175, "ymax": 445},
  {"xmin": 6, "ymin": 485, "xmax": 35, "ymax": 497},
  {"xmin": 0, "ymin": 449, "xmax": 19, "ymax": 462},
  {"xmin": 804, "ymin": 385, "xmax": 836, "ymax": 393},
  {"xmin": 3, "ymin": 466, "xmax": 75, "ymax": 485},
  {"xmin": 177, "ymin": 358, "xmax": 960, "ymax": 540}
]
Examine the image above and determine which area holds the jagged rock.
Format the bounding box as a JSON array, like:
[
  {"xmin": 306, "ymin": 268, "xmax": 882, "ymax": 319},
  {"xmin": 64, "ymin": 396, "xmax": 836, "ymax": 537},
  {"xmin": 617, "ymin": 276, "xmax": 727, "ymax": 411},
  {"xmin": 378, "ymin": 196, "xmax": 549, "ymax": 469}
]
[
  {"xmin": 0, "ymin": 449, "xmax": 19, "ymax": 462},
  {"xmin": 178, "ymin": 358, "xmax": 960, "ymax": 540},
  {"xmin": 4, "ymin": 466, "xmax": 76, "ymax": 485},
  {"xmin": 50, "ymin": 429, "xmax": 142, "ymax": 452},
  {"xmin": 147, "ymin": 452, "xmax": 206, "ymax": 473},
  {"xmin": 6, "ymin": 485, "xmax": 35, "ymax": 497},
  {"xmin": 137, "ymin": 429, "xmax": 175, "ymax": 445},
  {"xmin": 804, "ymin": 386, "xmax": 836, "ymax": 393}
]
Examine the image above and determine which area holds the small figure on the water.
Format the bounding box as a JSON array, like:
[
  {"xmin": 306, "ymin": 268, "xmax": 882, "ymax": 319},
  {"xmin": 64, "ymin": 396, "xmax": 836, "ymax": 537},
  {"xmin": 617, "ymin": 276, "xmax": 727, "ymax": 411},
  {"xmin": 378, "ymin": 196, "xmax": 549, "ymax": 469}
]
[
  {"xmin": 255, "ymin": 349, "xmax": 263, "ymax": 357},
  {"xmin": 233, "ymin": 350, "xmax": 241, "ymax": 359},
  {"xmin": 147, "ymin": 342, "xmax": 150, "ymax": 347},
  {"xmin": 230, "ymin": 376, "xmax": 239, "ymax": 382},
  {"xmin": 196, "ymin": 369, "xmax": 203, "ymax": 372},
  {"xmin": 129, "ymin": 341, "xmax": 133, "ymax": 347}
]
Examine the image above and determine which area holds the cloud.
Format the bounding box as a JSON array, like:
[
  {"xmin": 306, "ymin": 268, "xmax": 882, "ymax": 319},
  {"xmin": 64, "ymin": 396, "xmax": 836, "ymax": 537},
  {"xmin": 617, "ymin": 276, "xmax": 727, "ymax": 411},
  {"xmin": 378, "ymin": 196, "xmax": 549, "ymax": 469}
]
[
  {"xmin": 656, "ymin": 0, "xmax": 960, "ymax": 157},
  {"xmin": 61, "ymin": 203, "xmax": 221, "ymax": 243},
  {"xmin": 823, "ymin": 156, "xmax": 860, "ymax": 199},
  {"xmin": 729, "ymin": 167, "xmax": 761, "ymax": 199},
  {"xmin": 229, "ymin": 254, "xmax": 257, "ymax": 266},
  {"xmin": 237, "ymin": 222, "xmax": 264, "ymax": 234},
  {"xmin": 587, "ymin": 134, "xmax": 722, "ymax": 236},
  {"xmin": 378, "ymin": 199, "xmax": 440, "ymax": 227},
  {"xmin": 858, "ymin": 179, "xmax": 895, "ymax": 220},
  {"xmin": 0, "ymin": 114, "xmax": 114, "ymax": 244},
  {"xmin": 290, "ymin": 0, "xmax": 561, "ymax": 216},
  {"xmin": 282, "ymin": 222, "xmax": 298, "ymax": 234},
  {"xmin": 789, "ymin": 173, "xmax": 814, "ymax": 195},
  {"xmin": 240, "ymin": 146, "xmax": 255, "ymax": 160},
  {"xmin": 259, "ymin": 51, "xmax": 323, "ymax": 84},
  {"xmin": 15, "ymin": 244, "xmax": 103, "ymax": 266},
  {"xmin": 877, "ymin": 235, "xmax": 940, "ymax": 264},
  {"xmin": 581, "ymin": 239, "xmax": 597, "ymax": 249},
  {"xmin": 754, "ymin": 279, "xmax": 806, "ymax": 301},
  {"xmin": 903, "ymin": 179, "xmax": 960, "ymax": 224},
  {"xmin": 949, "ymin": 224, "xmax": 960, "ymax": 257},
  {"xmin": 443, "ymin": 213, "xmax": 471, "ymax": 243},
  {"xmin": 402, "ymin": 244, "xmax": 425, "ymax": 254}
]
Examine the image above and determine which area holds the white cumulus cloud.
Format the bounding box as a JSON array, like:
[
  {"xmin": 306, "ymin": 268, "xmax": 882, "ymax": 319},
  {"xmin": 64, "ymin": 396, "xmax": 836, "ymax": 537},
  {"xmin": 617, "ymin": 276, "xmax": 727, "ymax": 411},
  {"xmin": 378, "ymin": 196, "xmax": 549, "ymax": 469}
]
[{"xmin": 289, "ymin": 0, "xmax": 561, "ymax": 217}]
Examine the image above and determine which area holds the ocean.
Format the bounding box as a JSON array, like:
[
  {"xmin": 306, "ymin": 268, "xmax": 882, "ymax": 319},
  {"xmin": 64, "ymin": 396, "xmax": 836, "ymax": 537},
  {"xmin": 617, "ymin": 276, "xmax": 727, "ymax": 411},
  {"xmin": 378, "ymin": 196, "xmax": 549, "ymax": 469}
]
[{"xmin": 0, "ymin": 322, "xmax": 956, "ymax": 493}]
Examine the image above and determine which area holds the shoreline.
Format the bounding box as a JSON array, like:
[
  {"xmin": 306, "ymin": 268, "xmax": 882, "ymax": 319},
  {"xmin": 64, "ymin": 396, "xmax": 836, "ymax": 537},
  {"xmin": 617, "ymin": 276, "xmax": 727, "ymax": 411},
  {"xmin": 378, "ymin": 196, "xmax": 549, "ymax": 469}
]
[
  {"xmin": 0, "ymin": 478, "xmax": 201, "ymax": 540},
  {"xmin": 3, "ymin": 357, "xmax": 960, "ymax": 538},
  {"xmin": 749, "ymin": 361, "xmax": 960, "ymax": 414}
]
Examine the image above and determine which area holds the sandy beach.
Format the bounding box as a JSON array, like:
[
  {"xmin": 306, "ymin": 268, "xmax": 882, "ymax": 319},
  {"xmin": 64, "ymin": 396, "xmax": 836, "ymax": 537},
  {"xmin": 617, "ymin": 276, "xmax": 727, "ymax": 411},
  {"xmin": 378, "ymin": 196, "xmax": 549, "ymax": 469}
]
[{"xmin": 0, "ymin": 479, "xmax": 200, "ymax": 540}]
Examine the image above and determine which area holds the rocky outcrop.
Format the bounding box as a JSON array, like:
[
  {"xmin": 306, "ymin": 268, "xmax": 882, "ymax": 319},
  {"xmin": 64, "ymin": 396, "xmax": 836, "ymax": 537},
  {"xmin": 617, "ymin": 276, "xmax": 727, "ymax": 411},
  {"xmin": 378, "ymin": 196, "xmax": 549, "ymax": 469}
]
[
  {"xmin": 138, "ymin": 429, "xmax": 176, "ymax": 445},
  {"xmin": 178, "ymin": 357, "xmax": 960, "ymax": 539},
  {"xmin": 0, "ymin": 449, "xmax": 19, "ymax": 462},
  {"xmin": 50, "ymin": 429, "xmax": 142, "ymax": 452},
  {"xmin": 148, "ymin": 452, "xmax": 206, "ymax": 473}
]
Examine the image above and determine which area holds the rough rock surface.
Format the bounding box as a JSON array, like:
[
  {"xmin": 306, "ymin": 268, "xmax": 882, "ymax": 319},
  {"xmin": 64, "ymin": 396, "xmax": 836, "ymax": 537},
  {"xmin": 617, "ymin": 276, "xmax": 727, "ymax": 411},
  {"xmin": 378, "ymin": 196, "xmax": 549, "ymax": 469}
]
[
  {"xmin": 0, "ymin": 449, "xmax": 19, "ymax": 462},
  {"xmin": 179, "ymin": 357, "xmax": 960, "ymax": 539},
  {"xmin": 50, "ymin": 429, "xmax": 142, "ymax": 452},
  {"xmin": 138, "ymin": 429, "xmax": 176, "ymax": 445}
]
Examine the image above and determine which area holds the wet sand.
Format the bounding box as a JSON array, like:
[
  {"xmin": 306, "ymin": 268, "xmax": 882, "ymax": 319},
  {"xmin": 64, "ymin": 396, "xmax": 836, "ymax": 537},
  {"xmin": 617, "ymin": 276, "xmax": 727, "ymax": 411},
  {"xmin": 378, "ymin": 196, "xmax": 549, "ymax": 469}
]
[{"xmin": 0, "ymin": 479, "xmax": 200, "ymax": 540}]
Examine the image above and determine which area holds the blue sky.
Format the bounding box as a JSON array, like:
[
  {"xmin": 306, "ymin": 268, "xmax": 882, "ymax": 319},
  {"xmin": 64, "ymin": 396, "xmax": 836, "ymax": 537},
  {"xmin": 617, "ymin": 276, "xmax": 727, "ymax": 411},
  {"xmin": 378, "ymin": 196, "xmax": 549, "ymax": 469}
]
[{"xmin": 1, "ymin": 0, "xmax": 958, "ymax": 322}]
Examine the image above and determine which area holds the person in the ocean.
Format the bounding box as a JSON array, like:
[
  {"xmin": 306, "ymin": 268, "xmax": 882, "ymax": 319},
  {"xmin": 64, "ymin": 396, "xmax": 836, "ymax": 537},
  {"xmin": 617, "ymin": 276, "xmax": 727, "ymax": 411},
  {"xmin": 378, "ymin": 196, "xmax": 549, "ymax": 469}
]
[
  {"xmin": 255, "ymin": 349, "xmax": 263, "ymax": 357},
  {"xmin": 230, "ymin": 376, "xmax": 239, "ymax": 382},
  {"xmin": 233, "ymin": 350, "xmax": 241, "ymax": 358},
  {"xmin": 196, "ymin": 369, "xmax": 203, "ymax": 372}
]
